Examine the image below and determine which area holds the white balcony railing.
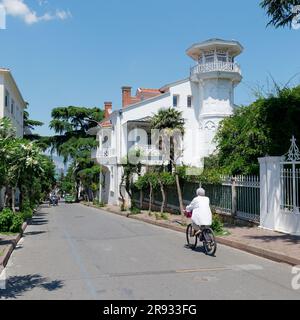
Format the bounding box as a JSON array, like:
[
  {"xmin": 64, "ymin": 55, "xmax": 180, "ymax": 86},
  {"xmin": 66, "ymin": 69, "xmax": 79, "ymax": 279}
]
[
  {"xmin": 130, "ymin": 145, "xmax": 163, "ymax": 165},
  {"xmin": 191, "ymin": 62, "xmax": 241, "ymax": 76},
  {"xmin": 92, "ymin": 148, "xmax": 116, "ymax": 160}
]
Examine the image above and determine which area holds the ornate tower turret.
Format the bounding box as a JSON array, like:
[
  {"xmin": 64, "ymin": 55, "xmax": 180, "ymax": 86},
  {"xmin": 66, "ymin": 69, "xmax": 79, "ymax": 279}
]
[{"xmin": 186, "ymin": 38, "xmax": 243, "ymax": 157}]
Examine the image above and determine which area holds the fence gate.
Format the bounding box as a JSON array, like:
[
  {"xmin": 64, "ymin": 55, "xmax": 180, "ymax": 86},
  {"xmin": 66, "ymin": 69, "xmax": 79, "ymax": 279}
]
[{"xmin": 280, "ymin": 136, "xmax": 300, "ymax": 214}]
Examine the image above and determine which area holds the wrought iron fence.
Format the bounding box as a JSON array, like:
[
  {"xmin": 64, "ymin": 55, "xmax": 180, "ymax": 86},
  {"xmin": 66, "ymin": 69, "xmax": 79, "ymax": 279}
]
[
  {"xmin": 203, "ymin": 181, "xmax": 232, "ymax": 214},
  {"xmin": 133, "ymin": 174, "xmax": 260, "ymax": 223},
  {"xmin": 280, "ymin": 136, "xmax": 300, "ymax": 214},
  {"xmin": 235, "ymin": 175, "xmax": 260, "ymax": 222},
  {"xmin": 280, "ymin": 167, "xmax": 300, "ymax": 213}
]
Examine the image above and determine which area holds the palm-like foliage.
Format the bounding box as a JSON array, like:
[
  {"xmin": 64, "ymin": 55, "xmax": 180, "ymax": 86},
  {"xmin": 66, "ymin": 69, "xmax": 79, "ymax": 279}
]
[
  {"xmin": 151, "ymin": 107, "xmax": 186, "ymax": 215},
  {"xmin": 151, "ymin": 107, "xmax": 185, "ymax": 134},
  {"xmin": 260, "ymin": 0, "xmax": 300, "ymax": 28}
]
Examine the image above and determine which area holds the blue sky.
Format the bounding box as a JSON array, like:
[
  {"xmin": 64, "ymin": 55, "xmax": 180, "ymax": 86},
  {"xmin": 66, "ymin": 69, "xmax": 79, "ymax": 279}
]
[{"xmin": 1, "ymin": 0, "xmax": 300, "ymax": 136}]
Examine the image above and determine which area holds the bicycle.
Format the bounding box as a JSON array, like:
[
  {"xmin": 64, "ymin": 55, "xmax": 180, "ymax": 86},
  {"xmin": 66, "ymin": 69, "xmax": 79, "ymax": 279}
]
[{"xmin": 184, "ymin": 211, "xmax": 217, "ymax": 256}]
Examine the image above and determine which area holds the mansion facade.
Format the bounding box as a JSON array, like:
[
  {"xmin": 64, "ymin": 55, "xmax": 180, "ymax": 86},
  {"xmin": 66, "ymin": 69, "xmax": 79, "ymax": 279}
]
[{"xmin": 91, "ymin": 38, "xmax": 243, "ymax": 205}]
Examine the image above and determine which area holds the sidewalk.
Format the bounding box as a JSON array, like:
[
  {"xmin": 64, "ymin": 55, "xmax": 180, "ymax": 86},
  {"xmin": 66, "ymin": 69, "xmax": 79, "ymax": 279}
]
[
  {"xmin": 86, "ymin": 204, "xmax": 300, "ymax": 266},
  {"xmin": 0, "ymin": 222, "xmax": 27, "ymax": 273}
]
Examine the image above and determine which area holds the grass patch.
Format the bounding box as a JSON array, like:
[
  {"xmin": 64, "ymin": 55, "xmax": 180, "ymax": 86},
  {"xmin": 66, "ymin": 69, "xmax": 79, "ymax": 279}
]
[
  {"xmin": 0, "ymin": 232, "xmax": 18, "ymax": 236},
  {"xmin": 215, "ymin": 229, "xmax": 231, "ymax": 237},
  {"xmin": 153, "ymin": 212, "xmax": 170, "ymax": 221},
  {"xmin": 93, "ymin": 201, "xmax": 106, "ymax": 208}
]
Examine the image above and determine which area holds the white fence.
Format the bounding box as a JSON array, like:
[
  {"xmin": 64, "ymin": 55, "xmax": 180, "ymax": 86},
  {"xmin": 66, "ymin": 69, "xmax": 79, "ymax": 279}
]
[
  {"xmin": 280, "ymin": 167, "xmax": 300, "ymax": 213},
  {"xmin": 259, "ymin": 137, "xmax": 300, "ymax": 235}
]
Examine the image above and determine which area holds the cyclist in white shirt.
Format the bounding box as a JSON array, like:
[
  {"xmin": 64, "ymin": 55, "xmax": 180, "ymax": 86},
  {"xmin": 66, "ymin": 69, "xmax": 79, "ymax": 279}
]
[{"xmin": 186, "ymin": 188, "xmax": 212, "ymax": 236}]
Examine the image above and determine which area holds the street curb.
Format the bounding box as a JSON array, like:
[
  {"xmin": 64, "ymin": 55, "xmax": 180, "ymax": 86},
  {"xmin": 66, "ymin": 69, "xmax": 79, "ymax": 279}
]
[
  {"xmin": 83, "ymin": 204, "xmax": 300, "ymax": 266},
  {"xmin": 0, "ymin": 222, "xmax": 27, "ymax": 273},
  {"xmin": 216, "ymin": 237, "xmax": 300, "ymax": 266}
]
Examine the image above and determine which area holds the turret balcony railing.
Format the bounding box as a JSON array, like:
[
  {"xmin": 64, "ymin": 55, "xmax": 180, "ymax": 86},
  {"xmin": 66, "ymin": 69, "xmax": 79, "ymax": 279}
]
[{"xmin": 191, "ymin": 61, "xmax": 241, "ymax": 76}]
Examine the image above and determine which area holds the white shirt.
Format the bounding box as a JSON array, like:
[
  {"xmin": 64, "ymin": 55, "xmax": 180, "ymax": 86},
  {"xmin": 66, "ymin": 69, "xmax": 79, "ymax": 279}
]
[{"xmin": 186, "ymin": 196, "xmax": 212, "ymax": 226}]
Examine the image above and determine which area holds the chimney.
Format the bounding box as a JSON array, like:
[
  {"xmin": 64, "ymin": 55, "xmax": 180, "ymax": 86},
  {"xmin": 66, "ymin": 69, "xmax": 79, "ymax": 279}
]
[
  {"xmin": 122, "ymin": 86, "xmax": 132, "ymax": 108},
  {"xmin": 104, "ymin": 102, "xmax": 112, "ymax": 119}
]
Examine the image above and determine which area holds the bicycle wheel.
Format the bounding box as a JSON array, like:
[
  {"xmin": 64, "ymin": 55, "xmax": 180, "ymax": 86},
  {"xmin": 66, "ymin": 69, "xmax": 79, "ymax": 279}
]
[
  {"xmin": 202, "ymin": 228, "xmax": 217, "ymax": 256},
  {"xmin": 186, "ymin": 224, "xmax": 198, "ymax": 249}
]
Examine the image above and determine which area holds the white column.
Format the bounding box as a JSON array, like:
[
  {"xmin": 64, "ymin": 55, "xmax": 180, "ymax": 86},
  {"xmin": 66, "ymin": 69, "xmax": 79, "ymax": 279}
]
[{"xmin": 258, "ymin": 157, "xmax": 282, "ymax": 231}]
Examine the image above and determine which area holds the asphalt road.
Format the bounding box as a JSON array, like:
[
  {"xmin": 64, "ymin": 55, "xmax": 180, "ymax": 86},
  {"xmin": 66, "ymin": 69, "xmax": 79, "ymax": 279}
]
[{"xmin": 1, "ymin": 203, "xmax": 300, "ymax": 300}]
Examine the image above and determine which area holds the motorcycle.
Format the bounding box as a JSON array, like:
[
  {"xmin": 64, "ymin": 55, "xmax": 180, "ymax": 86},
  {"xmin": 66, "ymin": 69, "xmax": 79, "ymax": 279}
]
[{"xmin": 49, "ymin": 195, "xmax": 59, "ymax": 206}]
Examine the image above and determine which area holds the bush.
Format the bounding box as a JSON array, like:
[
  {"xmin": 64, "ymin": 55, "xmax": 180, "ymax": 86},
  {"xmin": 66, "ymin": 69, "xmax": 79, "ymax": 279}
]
[
  {"xmin": 130, "ymin": 207, "xmax": 141, "ymax": 215},
  {"xmin": 161, "ymin": 213, "xmax": 169, "ymax": 220},
  {"xmin": 211, "ymin": 214, "xmax": 224, "ymax": 234},
  {"xmin": 0, "ymin": 209, "xmax": 25, "ymax": 233},
  {"xmin": 21, "ymin": 208, "xmax": 33, "ymax": 221},
  {"xmin": 0, "ymin": 209, "xmax": 14, "ymax": 232},
  {"xmin": 10, "ymin": 215, "xmax": 24, "ymax": 233},
  {"xmin": 155, "ymin": 212, "xmax": 161, "ymax": 220}
]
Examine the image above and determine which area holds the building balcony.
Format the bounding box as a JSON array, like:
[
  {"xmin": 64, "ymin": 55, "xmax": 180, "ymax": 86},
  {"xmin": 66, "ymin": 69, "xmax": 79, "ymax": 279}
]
[
  {"xmin": 129, "ymin": 145, "xmax": 164, "ymax": 166},
  {"xmin": 91, "ymin": 148, "xmax": 117, "ymax": 165},
  {"xmin": 190, "ymin": 62, "xmax": 241, "ymax": 79}
]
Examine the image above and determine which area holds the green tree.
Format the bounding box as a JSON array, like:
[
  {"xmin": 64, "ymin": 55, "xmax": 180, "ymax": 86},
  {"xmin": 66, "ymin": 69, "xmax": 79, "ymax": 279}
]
[
  {"xmin": 260, "ymin": 0, "xmax": 300, "ymax": 28},
  {"xmin": 119, "ymin": 150, "xmax": 142, "ymax": 211},
  {"xmin": 151, "ymin": 107, "xmax": 186, "ymax": 215},
  {"xmin": 23, "ymin": 103, "xmax": 44, "ymax": 140},
  {"xmin": 78, "ymin": 166, "xmax": 102, "ymax": 203},
  {"xmin": 0, "ymin": 118, "xmax": 56, "ymax": 211},
  {"xmin": 0, "ymin": 118, "xmax": 16, "ymax": 189},
  {"xmin": 48, "ymin": 106, "xmax": 104, "ymax": 201},
  {"xmin": 215, "ymin": 85, "xmax": 300, "ymax": 174},
  {"xmin": 135, "ymin": 172, "xmax": 159, "ymax": 213},
  {"xmin": 157, "ymin": 171, "xmax": 175, "ymax": 213}
]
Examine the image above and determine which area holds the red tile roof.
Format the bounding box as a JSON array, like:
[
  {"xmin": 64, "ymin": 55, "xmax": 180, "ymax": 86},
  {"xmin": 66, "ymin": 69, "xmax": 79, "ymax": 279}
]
[{"xmin": 134, "ymin": 88, "xmax": 162, "ymax": 103}]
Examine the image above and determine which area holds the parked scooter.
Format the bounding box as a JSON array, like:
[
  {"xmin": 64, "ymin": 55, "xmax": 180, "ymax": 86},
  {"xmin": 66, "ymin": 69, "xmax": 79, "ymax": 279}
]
[{"xmin": 49, "ymin": 194, "xmax": 59, "ymax": 206}]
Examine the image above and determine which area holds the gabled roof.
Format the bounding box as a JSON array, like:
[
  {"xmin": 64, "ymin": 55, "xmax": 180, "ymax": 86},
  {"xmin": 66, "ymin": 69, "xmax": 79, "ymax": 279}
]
[{"xmin": 0, "ymin": 68, "xmax": 26, "ymax": 107}]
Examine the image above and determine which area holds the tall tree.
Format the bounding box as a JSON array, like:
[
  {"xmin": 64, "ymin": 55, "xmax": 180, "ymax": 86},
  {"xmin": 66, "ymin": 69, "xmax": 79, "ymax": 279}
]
[
  {"xmin": 151, "ymin": 107, "xmax": 186, "ymax": 215},
  {"xmin": 260, "ymin": 0, "xmax": 300, "ymax": 28},
  {"xmin": 49, "ymin": 106, "xmax": 104, "ymax": 201}
]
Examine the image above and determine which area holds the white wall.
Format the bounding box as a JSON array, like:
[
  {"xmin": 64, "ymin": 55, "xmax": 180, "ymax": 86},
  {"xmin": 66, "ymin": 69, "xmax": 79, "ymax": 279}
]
[
  {"xmin": 259, "ymin": 156, "xmax": 300, "ymax": 236},
  {"xmin": 0, "ymin": 75, "xmax": 4, "ymax": 118},
  {"xmin": 0, "ymin": 71, "xmax": 25, "ymax": 137}
]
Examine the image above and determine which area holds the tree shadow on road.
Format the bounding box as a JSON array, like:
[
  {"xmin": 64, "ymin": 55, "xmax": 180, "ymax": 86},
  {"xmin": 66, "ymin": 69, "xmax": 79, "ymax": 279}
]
[
  {"xmin": 24, "ymin": 231, "xmax": 47, "ymax": 237},
  {"xmin": 28, "ymin": 218, "xmax": 48, "ymax": 226},
  {"xmin": 0, "ymin": 274, "xmax": 64, "ymax": 299},
  {"xmin": 245, "ymin": 234, "xmax": 300, "ymax": 245}
]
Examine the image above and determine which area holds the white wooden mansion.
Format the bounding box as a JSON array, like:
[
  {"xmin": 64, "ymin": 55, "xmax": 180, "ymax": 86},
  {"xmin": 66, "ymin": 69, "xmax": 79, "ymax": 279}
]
[
  {"xmin": 0, "ymin": 68, "xmax": 26, "ymax": 209},
  {"xmin": 91, "ymin": 39, "xmax": 244, "ymax": 205}
]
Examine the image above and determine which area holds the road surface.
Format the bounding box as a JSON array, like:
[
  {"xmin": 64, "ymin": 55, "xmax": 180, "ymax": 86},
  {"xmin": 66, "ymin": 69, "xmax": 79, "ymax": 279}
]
[{"xmin": 1, "ymin": 203, "xmax": 300, "ymax": 300}]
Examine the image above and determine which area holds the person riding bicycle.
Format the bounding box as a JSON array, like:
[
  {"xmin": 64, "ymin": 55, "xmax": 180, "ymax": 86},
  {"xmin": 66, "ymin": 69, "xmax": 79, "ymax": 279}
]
[{"xmin": 186, "ymin": 188, "xmax": 212, "ymax": 237}]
